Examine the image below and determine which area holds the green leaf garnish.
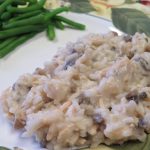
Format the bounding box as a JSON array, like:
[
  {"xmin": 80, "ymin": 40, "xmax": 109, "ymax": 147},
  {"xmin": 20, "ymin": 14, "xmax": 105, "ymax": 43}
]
[
  {"xmin": 84, "ymin": 135, "xmax": 150, "ymax": 150},
  {"xmin": 111, "ymin": 8, "xmax": 150, "ymax": 36}
]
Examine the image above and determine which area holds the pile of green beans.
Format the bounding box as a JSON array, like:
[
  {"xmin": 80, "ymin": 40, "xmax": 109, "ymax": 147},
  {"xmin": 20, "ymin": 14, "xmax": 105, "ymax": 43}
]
[{"xmin": 0, "ymin": 0, "xmax": 86, "ymax": 58}]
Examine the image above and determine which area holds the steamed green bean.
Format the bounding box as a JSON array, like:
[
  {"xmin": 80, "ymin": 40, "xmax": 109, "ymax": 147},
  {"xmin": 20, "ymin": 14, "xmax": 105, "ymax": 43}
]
[
  {"xmin": 54, "ymin": 15, "xmax": 85, "ymax": 30},
  {"xmin": 9, "ymin": 10, "xmax": 43, "ymax": 22},
  {"xmin": 0, "ymin": 33, "xmax": 36, "ymax": 58},
  {"xmin": 47, "ymin": 23, "xmax": 55, "ymax": 40},
  {"xmin": 0, "ymin": 0, "xmax": 86, "ymax": 58},
  {"xmin": 0, "ymin": 0, "xmax": 13, "ymax": 14},
  {"xmin": 0, "ymin": 25, "xmax": 45, "ymax": 39}
]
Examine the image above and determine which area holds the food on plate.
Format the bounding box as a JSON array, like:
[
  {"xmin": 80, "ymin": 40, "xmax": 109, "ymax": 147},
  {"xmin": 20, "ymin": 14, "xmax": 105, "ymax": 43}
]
[
  {"xmin": 0, "ymin": 0, "xmax": 85, "ymax": 58},
  {"xmin": 1, "ymin": 32, "xmax": 150, "ymax": 150}
]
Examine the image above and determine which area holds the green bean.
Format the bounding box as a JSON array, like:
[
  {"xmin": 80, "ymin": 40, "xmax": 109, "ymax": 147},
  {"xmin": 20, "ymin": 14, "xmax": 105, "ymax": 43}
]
[
  {"xmin": 54, "ymin": 15, "xmax": 86, "ymax": 30},
  {"xmin": 0, "ymin": 22, "xmax": 2, "ymax": 28},
  {"xmin": 9, "ymin": 10, "xmax": 43, "ymax": 22},
  {"xmin": 45, "ymin": 7, "xmax": 69, "ymax": 21},
  {"xmin": 0, "ymin": 33, "xmax": 36, "ymax": 58},
  {"xmin": 1, "ymin": 12, "xmax": 11, "ymax": 21},
  {"xmin": 0, "ymin": 40, "xmax": 3, "ymax": 44},
  {"xmin": 0, "ymin": 37, "xmax": 16, "ymax": 50},
  {"xmin": 4, "ymin": 7, "xmax": 70, "ymax": 29},
  {"xmin": 0, "ymin": 0, "xmax": 4, "ymax": 4},
  {"xmin": 12, "ymin": 0, "xmax": 27, "ymax": 6},
  {"xmin": 7, "ymin": 0, "xmax": 45, "ymax": 14},
  {"xmin": 0, "ymin": 0, "xmax": 26, "ymax": 5},
  {"xmin": 0, "ymin": 25, "xmax": 45, "ymax": 39},
  {"xmin": 3, "ymin": 14, "xmax": 45, "ymax": 29},
  {"xmin": 0, "ymin": 0, "xmax": 13, "ymax": 14},
  {"xmin": 7, "ymin": 5, "xmax": 41, "ymax": 14},
  {"xmin": 47, "ymin": 24, "xmax": 55, "ymax": 40},
  {"xmin": 54, "ymin": 20, "xmax": 64, "ymax": 30}
]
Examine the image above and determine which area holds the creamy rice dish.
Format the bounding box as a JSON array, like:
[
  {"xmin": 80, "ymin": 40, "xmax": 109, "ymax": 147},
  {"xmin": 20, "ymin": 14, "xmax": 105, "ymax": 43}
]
[{"xmin": 1, "ymin": 32, "xmax": 150, "ymax": 150}]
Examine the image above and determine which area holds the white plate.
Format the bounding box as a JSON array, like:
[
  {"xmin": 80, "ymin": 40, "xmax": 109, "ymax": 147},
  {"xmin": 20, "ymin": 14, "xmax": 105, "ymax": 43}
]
[{"xmin": 0, "ymin": 12, "xmax": 117, "ymax": 150}]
